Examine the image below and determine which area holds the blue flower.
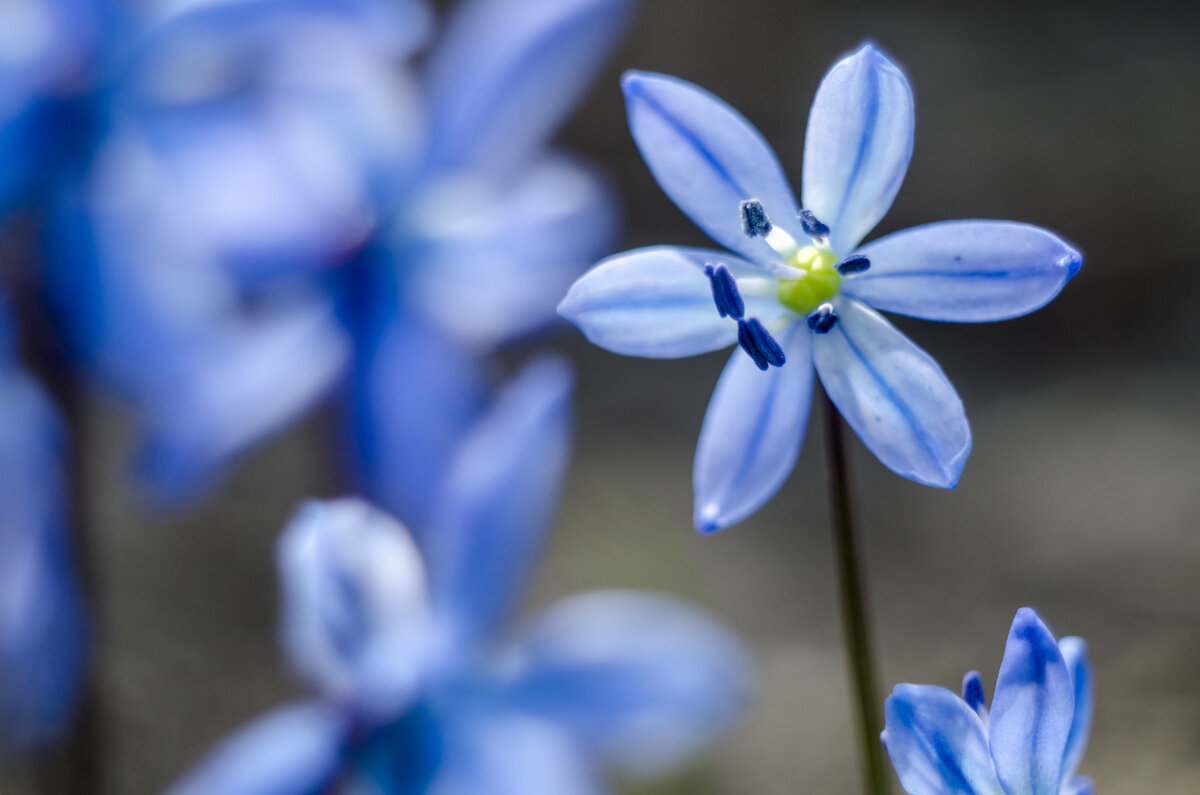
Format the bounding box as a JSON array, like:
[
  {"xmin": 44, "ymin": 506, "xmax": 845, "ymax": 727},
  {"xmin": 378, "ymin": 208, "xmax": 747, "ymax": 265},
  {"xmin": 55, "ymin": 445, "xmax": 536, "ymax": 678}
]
[
  {"xmin": 170, "ymin": 359, "xmax": 752, "ymax": 795},
  {"xmin": 558, "ymin": 44, "xmax": 1081, "ymax": 532},
  {"xmin": 882, "ymin": 607, "xmax": 1094, "ymax": 795}
]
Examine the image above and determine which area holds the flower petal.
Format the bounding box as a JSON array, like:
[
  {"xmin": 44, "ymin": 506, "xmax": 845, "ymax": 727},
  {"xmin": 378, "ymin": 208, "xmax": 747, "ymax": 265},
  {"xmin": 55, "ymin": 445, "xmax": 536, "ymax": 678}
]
[
  {"xmin": 277, "ymin": 499, "xmax": 434, "ymax": 718},
  {"xmin": 167, "ymin": 701, "xmax": 348, "ymax": 795},
  {"xmin": 881, "ymin": 684, "xmax": 1004, "ymax": 795},
  {"xmin": 801, "ymin": 44, "xmax": 914, "ymax": 255},
  {"xmin": 694, "ymin": 320, "xmax": 813, "ymax": 532},
  {"xmin": 988, "ymin": 608, "xmax": 1075, "ymax": 795},
  {"xmin": 844, "ymin": 221, "xmax": 1082, "ymax": 322},
  {"xmin": 559, "ymin": 246, "xmax": 787, "ymax": 359},
  {"xmin": 424, "ymin": 358, "xmax": 573, "ymax": 646},
  {"xmin": 1064, "ymin": 775, "xmax": 1095, "ymax": 795},
  {"xmin": 429, "ymin": 711, "xmax": 605, "ymax": 795},
  {"xmin": 496, "ymin": 590, "xmax": 752, "ymax": 775},
  {"xmin": 812, "ymin": 299, "xmax": 970, "ymax": 488},
  {"xmin": 621, "ymin": 70, "xmax": 804, "ymax": 264},
  {"xmin": 425, "ymin": 0, "xmax": 634, "ymax": 175},
  {"xmin": 1058, "ymin": 636, "xmax": 1093, "ymax": 783}
]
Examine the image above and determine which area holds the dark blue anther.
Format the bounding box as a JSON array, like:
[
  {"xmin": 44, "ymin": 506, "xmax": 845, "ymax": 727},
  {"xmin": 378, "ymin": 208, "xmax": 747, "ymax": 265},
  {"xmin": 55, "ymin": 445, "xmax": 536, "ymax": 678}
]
[
  {"xmin": 740, "ymin": 199, "xmax": 772, "ymax": 238},
  {"xmin": 799, "ymin": 209, "xmax": 830, "ymax": 239},
  {"xmin": 704, "ymin": 264, "xmax": 745, "ymax": 319},
  {"xmin": 836, "ymin": 255, "xmax": 870, "ymax": 275},
  {"xmin": 737, "ymin": 318, "xmax": 785, "ymax": 370},
  {"xmin": 962, "ymin": 670, "xmax": 987, "ymax": 714},
  {"xmin": 806, "ymin": 304, "xmax": 837, "ymax": 334}
]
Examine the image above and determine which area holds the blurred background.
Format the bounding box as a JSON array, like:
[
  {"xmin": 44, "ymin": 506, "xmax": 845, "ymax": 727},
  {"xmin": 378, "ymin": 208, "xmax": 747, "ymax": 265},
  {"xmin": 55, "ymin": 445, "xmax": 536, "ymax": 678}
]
[{"xmin": 3, "ymin": 0, "xmax": 1200, "ymax": 792}]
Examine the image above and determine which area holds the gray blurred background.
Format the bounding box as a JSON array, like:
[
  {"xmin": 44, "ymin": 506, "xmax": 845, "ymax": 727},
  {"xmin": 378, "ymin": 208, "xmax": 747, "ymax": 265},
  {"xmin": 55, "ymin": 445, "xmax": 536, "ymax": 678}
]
[{"xmin": 6, "ymin": 0, "xmax": 1200, "ymax": 792}]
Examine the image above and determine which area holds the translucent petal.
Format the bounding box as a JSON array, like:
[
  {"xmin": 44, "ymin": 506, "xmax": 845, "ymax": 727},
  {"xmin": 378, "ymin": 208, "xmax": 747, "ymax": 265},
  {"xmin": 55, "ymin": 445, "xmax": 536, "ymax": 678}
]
[
  {"xmin": 424, "ymin": 358, "xmax": 573, "ymax": 646},
  {"xmin": 882, "ymin": 684, "xmax": 1004, "ymax": 795},
  {"xmin": 425, "ymin": 0, "xmax": 634, "ymax": 175},
  {"xmin": 801, "ymin": 44, "xmax": 914, "ymax": 255},
  {"xmin": 277, "ymin": 499, "xmax": 434, "ymax": 718},
  {"xmin": 1058, "ymin": 636, "xmax": 1093, "ymax": 784},
  {"xmin": 812, "ymin": 299, "xmax": 970, "ymax": 488},
  {"xmin": 622, "ymin": 70, "xmax": 804, "ymax": 264},
  {"xmin": 988, "ymin": 608, "xmax": 1075, "ymax": 795},
  {"xmin": 167, "ymin": 701, "xmax": 348, "ymax": 795},
  {"xmin": 845, "ymin": 221, "xmax": 1082, "ymax": 322},
  {"xmin": 496, "ymin": 590, "xmax": 752, "ymax": 775},
  {"xmin": 1064, "ymin": 775, "xmax": 1095, "ymax": 795},
  {"xmin": 693, "ymin": 320, "xmax": 813, "ymax": 532},
  {"xmin": 559, "ymin": 246, "xmax": 787, "ymax": 359}
]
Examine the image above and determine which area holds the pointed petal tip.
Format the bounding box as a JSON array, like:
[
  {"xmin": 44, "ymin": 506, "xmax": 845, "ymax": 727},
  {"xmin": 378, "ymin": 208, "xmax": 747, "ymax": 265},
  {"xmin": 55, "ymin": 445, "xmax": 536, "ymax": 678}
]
[
  {"xmin": 693, "ymin": 504, "xmax": 730, "ymax": 535},
  {"xmin": 1065, "ymin": 250, "xmax": 1084, "ymax": 280}
]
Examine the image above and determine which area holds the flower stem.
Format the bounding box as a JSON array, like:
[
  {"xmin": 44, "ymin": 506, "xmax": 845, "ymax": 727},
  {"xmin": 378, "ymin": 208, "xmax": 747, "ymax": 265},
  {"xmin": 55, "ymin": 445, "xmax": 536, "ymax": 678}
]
[{"xmin": 820, "ymin": 391, "xmax": 890, "ymax": 795}]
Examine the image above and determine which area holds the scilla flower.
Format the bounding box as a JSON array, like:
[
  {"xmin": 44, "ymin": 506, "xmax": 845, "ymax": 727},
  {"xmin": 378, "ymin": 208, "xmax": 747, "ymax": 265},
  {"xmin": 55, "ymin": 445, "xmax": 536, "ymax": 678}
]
[
  {"xmin": 559, "ymin": 44, "xmax": 1081, "ymax": 532},
  {"xmin": 170, "ymin": 360, "xmax": 750, "ymax": 795},
  {"xmin": 882, "ymin": 608, "xmax": 1094, "ymax": 795}
]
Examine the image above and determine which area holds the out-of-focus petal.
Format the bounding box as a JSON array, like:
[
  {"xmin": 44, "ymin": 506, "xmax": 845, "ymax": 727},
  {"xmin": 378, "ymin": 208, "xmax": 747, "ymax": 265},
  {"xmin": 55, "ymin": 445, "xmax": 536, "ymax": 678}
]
[
  {"xmin": 621, "ymin": 70, "xmax": 804, "ymax": 264},
  {"xmin": 844, "ymin": 221, "xmax": 1082, "ymax": 322},
  {"xmin": 881, "ymin": 684, "xmax": 1003, "ymax": 795},
  {"xmin": 277, "ymin": 499, "xmax": 434, "ymax": 719},
  {"xmin": 424, "ymin": 0, "xmax": 633, "ymax": 176},
  {"xmin": 801, "ymin": 44, "xmax": 914, "ymax": 256},
  {"xmin": 1064, "ymin": 775, "xmax": 1095, "ymax": 795},
  {"xmin": 1058, "ymin": 636, "xmax": 1093, "ymax": 784},
  {"xmin": 423, "ymin": 358, "xmax": 573, "ymax": 647},
  {"xmin": 428, "ymin": 710, "xmax": 605, "ymax": 795},
  {"xmin": 812, "ymin": 299, "xmax": 970, "ymax": 489},
  {"xmin": 408, "ymin": 154, "xmax": 618, "ymax": 348},
  {"xmin": 693, "ymin": 320, "xmax": 812, "ymax": 532},
  {"xmin": 988, "ymin": 608, "xmax": 1075, "ymax": 795},
  {"xmin": 0, "ymin": 372, "xmax": 86, "ymax": 754},
  {"xmin": 167, "ymin": 701, "xmax": 349, "ymax": 795},
  {"xmin": 496, "ymin": 590, "xmax": 752, "ymax": 776},
  {"xmin": 559, "ymin": 246, "xmax": 786, "ymax": 359},
  {"xmin": 345, "ymin": 270, "xmax": 488, "ymax": 531}
]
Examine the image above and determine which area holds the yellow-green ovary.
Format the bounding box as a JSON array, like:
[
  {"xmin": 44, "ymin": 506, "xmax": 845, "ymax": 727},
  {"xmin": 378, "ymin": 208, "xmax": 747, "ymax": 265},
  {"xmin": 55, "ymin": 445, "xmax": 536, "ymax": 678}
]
[{"xmin": 776, "ymin": 246, "xmax": 841, "ymax": 315}]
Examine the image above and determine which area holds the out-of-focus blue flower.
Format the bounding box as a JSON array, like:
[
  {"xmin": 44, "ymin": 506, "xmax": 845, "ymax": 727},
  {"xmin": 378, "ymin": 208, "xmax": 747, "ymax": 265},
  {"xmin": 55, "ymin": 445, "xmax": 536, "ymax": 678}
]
[
  {"xmin": 882, "ymin": 607, "xmax": 1094, "ymax": 795},
  {"xmin": 558, "ymin": 44, "xmax": 1081, "ymax": 532},
  {"xmin": 171, "ymin": 359, "xmax": 752, "ymax": 795},
  {"xmin": 345, "ymin": 0, "xmax": 632, "ymax": 529},
  {"xmin": 0, "ymin": 299, "xmax": 87, "ymax": 755}
]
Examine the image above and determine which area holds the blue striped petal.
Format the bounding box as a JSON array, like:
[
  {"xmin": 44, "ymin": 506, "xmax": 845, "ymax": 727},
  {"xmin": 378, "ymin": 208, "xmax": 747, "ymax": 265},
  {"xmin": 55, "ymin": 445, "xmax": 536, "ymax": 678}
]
[
  {"xmin": 496, "ymin": 590, "xmax": 752, "ymax": 775},
  {"xmin": 812, "ymin": 299, "xmax": 970, "ymax": 488},
  {"xmin": 882, "ymin": 684, "xmax": 1003, "ymax": 795},
  {"xmin": 844, "ymin": 221, "xmax": 1082, "ymax": 322},
  {"xmin": 622, "ymin": 71, "xmax": 804, "ymax": 265},
  {"xmin": 1058, "ymin": 636, "xmax": 1093, "ymax": 784},
  {"xmin": 988, "ymin": 608, "xmax": 1075, "ymax": 795},
  {"xmin": 559, "ymin": 246, "xmax": 788, "ymax": 359},
  {"xmin": 801, "ymin": 44, "xmax": 914, "ymax": 256},
  {"xmin": 693, "ymin": 320, "xmax": 812, "ymax": 532}
]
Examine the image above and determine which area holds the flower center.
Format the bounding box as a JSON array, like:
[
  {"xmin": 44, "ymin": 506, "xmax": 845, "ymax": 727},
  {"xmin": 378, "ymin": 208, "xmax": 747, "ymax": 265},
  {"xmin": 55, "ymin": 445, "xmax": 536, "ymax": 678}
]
[{"xmin": 776, "ymin": 245, "xmax": 841, "ymax": 315}]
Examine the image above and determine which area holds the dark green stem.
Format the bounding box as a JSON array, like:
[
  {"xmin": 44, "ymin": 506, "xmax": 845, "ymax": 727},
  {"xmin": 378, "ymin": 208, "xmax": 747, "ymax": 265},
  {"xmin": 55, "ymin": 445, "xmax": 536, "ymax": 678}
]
[{"xmin": 821, "ymin": 391, "xmax": 890, "ymax": 795}]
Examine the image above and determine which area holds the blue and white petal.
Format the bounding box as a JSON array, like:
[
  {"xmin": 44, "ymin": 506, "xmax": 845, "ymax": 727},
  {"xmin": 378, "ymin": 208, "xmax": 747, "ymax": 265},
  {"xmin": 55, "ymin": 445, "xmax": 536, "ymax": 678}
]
[
  {"xmin": 845, "ymin": 221, "xmax": 1082, "ymax": 322},
  {"xmin": 987, "ymin": 608, "xmax": 1075, "ymax": 795},
  {"xmin": 622, "ymin": 71, "xmax": 805, "ymax": 265},
  {"xmin": 1058, "ymin": 636, "xmax": 1093, "ymax": 785},
  {"xmin": 559, "ymin": 246, "xmax": 786, "ymax": 359},
  {"xmin": 801, "ymin": 44, "xmax": 914, "ymax": 256},
  {"xmin": 425, "ymin": 0, "xmax": 634, "ymax": 176},
  {"xmin": 694, "ymin": 320, "xmax": 813, "ymax": 532},
  {"xmin": 423, "ymin": 358, "xmax": 573, "ymax": 647},
  {"xmin": 812, "ymin": 299, "xmax": 970, "ymax": 488},
  {"xmin": 495, "ymin": 590, "xmax": 752, "ymax": 775},
  {"xmin": 277, "ymin": 499, "xmax": 434, "ymax": 719},
  {"xmin": 167, "ymin": 701, "xmax": 349, "ymax": 795},
  {"xmin": 1063, "ymin": 775, "xmax": 1095, "ymax": 795},
  {"xmin": 882, "ymin": 684, "xmax": 1004, "ymax": 795}
]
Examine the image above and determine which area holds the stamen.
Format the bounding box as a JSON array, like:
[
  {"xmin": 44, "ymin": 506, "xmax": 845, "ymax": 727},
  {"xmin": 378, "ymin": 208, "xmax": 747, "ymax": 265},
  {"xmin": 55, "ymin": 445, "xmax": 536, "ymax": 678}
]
[
  {"xmin": 740, "ymin": 200, "xmax": 772, "ymax": 238},
  {"xmin": 704, "ymin": 264, "xmax": 745, "ymax": 319},
  {"xmin": 836, "ymin": 255, "xmax": 870, "ymax": 275},
  {"xmin": 799, "ymin": 209, "xmax": 830, "ymax": 240},
  {"xmin": 806, "ymin": 303, "xmax": 837, "ymax": 334},
  {"xmin": 961, "ymin": 670, "xmax": 988, "ymax": 716},
  {"xmin": 737, "ymin": 318, "xmax": 785, "ymax": 370}
]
